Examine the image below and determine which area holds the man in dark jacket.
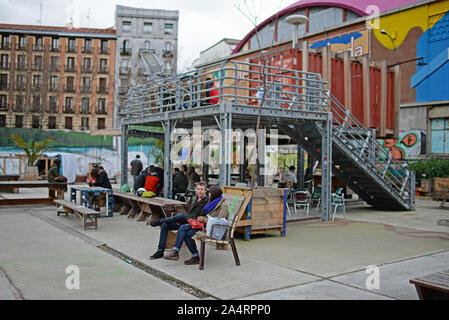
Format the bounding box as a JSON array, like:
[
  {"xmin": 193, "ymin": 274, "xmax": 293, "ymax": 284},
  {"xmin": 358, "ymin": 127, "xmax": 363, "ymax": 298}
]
[
  {"xmin": 130, "ymin": 155, "xmax": 143, "ymax": 187},
  {"xmin": 90, "ymin": 166, "xmax": 112, "ymax": 189},
  {"xmin": 173, "ymin": 168, "xmax": 188, "ymax": 195},
  {"xmin": 149, "ymin": 181, "xmax": 209, "ymax": 260}
]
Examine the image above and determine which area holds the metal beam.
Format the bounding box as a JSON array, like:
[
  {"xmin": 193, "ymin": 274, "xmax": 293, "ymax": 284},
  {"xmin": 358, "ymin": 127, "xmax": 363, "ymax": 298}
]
[
  {"xmin": 120, "ymin": 124, "xmax": 129, "ymax": 186},
  {"xmin": 320, "ymin": 116, "xmax": 332, "ymax": 221}
]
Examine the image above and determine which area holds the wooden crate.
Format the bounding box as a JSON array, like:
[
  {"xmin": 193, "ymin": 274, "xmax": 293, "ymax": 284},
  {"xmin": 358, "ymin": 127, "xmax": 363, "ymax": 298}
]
[
  {"xmin": 433, "ymin": 178, "xmax": 449, "ymax": 194},
  {"xmin": 223, "ymin": 186, "xmax": 287, "ymax": 241}
]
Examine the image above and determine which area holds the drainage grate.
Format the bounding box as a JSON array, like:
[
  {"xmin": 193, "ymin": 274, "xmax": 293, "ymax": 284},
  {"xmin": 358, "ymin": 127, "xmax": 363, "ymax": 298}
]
[{"xmin": 98, "ymin": 244, "xmax": 215, "ymax": 300}]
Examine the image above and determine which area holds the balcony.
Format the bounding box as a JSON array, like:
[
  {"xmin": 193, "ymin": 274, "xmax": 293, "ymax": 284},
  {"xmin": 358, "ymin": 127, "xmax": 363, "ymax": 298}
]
[
  {"xmin": 63, "ymin": 107, "xmax": 75, "ymax": 114},
  {"xmin": 162, "ymin": 50, "xmax": 174, "ymax": 58},
  {"xmin": 31, "ymin": 84, "xmax": 42, "ymax": 91},
  {"xmin": 82, "ymin": 47, "xmax": 93, "ymax": 54},
  {"xmin": 0, "ymin": 84, "xmax": 9, "ymax": 91},
  {"xmin": 49, "ymin": 64, "xmax": 60, "ymax": 72},
  {"xmin": 16, "ymin": 44, "xmax": 27, "ymax": 51},
  {"xmin": 65, "ymin": 65, "xmax": 76, "ymax": 73},
  {"xmin": 81, "ymin": 66, "xmax": 92, "ymax": 73},
  {"xmin": 47, "ymin": 105, "xmax": 59, "ymax": 113},
  {"xmin": 96, "ymin": 108, "xmax": 107, "ymax": 115},
  {"xmin": 15, "ymin": 83, "xmax": 26, "ymax": 91},
  {"xmin": 0, "ymin": 104, "xmax": 8, "ymax": 111},
  {"xmin": 120, "ymin": 48, "xmax": 132, "ymax": 56},
  {"xmin": 66, "ymin": 46, "xmax": 77, "ymax": 53},
  {"xmin": 15, "ymin": 63, "xmax": 27, "ymax": 71},
  {"xmin": 32, "ymin": 45, "xmax": 43, "ymax": 52},
  {"xmin": 97, "ymin": 87, "xmax": 108, "ymax": 94},
  {"xmin": 99, "ymin": 47, "xmax": 109, "ymax": 55},
  {"xmin": 0, "ymin": 43, "xmax": 11, "ymax": 50},
  {"xmin": 31, "ymin": 64, "xmax": 43, "ymax": 71},
  {"xmin": 118, "ymin": 87, "xmax": 129, "ymax": 95},
  {"xmin": 31, "ymin": 105, "xmax": 42, "ymax": 113},
  {"xmin": 120, "ymin": 67, "xmax": 130, "ymax": 75},
  {"xmin": 0, "ymin": 63, "xmax": 10, "ymax": 70},
  {"xmin": 14, "ymin": 105, "xmax": 24, "ymax": 112},
  {"xmin": 81, "ymin": 86, "xmax": 91, "ymax": 93},
  {"xmin": 48, "ymin": 85, "xmax": 59, "ymax": 92},
  {"xmin": 98, "ymin": 66, "xmax": 109, "ymax": 74},
  {"xmin": 64, "ymin": 85, "xmax": 76, "ymax": 93},
  {"xmin": 50, "ymin": 46, "xmax": 60, "ymax": 53}
]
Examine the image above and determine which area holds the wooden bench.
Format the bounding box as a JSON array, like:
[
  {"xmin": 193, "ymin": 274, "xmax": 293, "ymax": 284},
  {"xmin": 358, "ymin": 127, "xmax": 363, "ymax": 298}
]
[
  {"xmin": 0, "ymin": 181, "xmax": 66, "ymax": 206},
  {"xmin": 431, "ymin": 192, "xmax": 449, "ymax": 208},
  {"xmin": 0, "ymin": 175, "xmax": 20, "ymax": 193},
  {"xmin": 113, "ymin": 191, "xmax": 189, "ymax": 224},
  {"xmin": 54, "ymin": 199, "xmax": 100, "ymax": 230},
  {"xmin": 410, "ymin": 269, "xmax": 449, "ymax": 300}
]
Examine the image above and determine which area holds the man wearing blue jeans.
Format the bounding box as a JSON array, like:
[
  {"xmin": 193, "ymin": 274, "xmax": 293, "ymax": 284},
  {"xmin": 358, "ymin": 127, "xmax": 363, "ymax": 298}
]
[{"xmin": 149, "ymin": 181, "xmax": 208, "ymax": 260}]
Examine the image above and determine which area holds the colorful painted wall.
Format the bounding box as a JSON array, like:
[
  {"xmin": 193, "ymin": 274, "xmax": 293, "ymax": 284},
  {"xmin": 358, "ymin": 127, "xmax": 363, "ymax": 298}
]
[{"xmin": 381, "ymin": 130, "xmax": 426, "ymax": 162}]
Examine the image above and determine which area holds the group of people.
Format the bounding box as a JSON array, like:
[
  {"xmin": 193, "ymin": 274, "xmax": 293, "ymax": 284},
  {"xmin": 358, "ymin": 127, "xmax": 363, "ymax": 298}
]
[
  {"xmin": 130, "ymin": 155, "xmax": 201, "ymax": 198},
  {"xmin": 149, "ymin": 182, "xmax": 229, "ymax": 265}
]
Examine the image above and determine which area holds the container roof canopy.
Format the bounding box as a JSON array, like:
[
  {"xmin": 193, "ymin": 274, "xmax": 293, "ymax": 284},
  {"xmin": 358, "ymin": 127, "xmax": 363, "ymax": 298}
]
[{"xmin": 232, "ymin": 0, "xmax": 421, "ymax": 54}]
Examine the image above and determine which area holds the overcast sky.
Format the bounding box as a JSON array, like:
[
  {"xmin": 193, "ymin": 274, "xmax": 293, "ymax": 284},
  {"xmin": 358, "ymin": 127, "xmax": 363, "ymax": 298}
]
[{"xmin": 0, "ymin": 0, "xmax": 298, "ymax": 71}]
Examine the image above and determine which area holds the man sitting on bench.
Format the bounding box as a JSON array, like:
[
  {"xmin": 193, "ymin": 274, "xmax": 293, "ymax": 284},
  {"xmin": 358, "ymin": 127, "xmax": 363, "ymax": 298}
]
[{"xmin": 149, "ymin": 181, "xmax": 209, "ymax": 260}]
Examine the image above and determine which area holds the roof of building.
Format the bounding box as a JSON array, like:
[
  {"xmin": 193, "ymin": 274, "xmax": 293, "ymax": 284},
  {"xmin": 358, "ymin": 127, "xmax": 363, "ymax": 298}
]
[
  {"xmin": 232, "ymin": 0, "xmax": 423, "ymax": 53},
  {"xmin": 0, "ymin": 23, "xmax": 116, "ymax": 37}
]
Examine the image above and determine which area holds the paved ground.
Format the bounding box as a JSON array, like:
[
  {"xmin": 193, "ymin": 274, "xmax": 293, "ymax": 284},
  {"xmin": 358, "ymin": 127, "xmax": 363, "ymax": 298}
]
[{"xmin": 0, "ymin": 186, "xmax": 448, "ymax": 300}]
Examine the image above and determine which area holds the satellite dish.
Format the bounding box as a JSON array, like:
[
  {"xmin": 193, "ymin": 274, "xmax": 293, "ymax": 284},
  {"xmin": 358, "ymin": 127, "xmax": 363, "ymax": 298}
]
[{"xmin": 285, "ymin": 14, "xmax": 309, "ymax": 26}]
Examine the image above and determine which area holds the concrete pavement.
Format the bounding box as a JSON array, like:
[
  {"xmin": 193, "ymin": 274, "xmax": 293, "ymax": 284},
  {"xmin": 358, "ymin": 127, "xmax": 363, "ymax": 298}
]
[{"xmin": 0, "ymin": 186, "xmax": 448, "ymax": 300}]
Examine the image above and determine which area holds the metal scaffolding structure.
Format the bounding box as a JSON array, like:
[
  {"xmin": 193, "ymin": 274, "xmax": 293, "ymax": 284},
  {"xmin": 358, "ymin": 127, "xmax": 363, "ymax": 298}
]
[{"xmin": 120, "ymin": 60, "xmax": 415, "ymax": 221}]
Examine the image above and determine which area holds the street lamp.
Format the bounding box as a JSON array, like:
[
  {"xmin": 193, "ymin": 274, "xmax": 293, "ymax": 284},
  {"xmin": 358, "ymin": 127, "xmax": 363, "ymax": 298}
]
[{"xmin": 285, "ymin": 14, "xmax": 309, "ymax": 49}]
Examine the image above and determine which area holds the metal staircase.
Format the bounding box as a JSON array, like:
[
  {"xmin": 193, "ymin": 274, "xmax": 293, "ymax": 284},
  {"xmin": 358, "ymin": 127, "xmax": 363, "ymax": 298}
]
[{"xmin": 278, "ymin": 78, "xmax": 415, "ymax": 211}]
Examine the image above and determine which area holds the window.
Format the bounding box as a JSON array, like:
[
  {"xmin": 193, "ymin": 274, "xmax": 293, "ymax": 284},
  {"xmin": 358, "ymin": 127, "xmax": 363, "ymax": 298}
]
[
  {"xmin": 51, "ymin": 37, "xmax": 59, "ymax": 51},
  {"xmin": 35, "ymin": 36, "xmax": 43, "ymax": 50},
  {"xmin": 65, "ymin": 77, "xmax": 75, "ymax": 92},
  {"xmin": 66, "ymin": 57, "xmax": 75, "ymax": 71},
  {"xmin": 97, "ymin": 98, "xmax": 106, "ymax": 113},
  {"xmin": 144, "ymin": 22, "xmax": 153, "ymax": 34},
  {"xmin": 164, "ymin": 23, "xmax": 174, "ymax": 35},
  {"xmin": 48, "ymin": 116, "xmax": 56, "ymax": 129},
  {"xmin": 48, "ymin": 96, "xmax": 58, "ymax": 113},
  {"xmin": 0, "ymin": 74, "xmax": 8, "ymax": 90},
  {"xmin": 82, "ymin": 77, "xmax": 91, "ymax": 91},
  {"xmin": 32, "ymin": 115, "xmax": 40, "ymax": 128},
  {"xmin": 122, "ymin": 40, "xmax": 130, "ymax": 52},
  {"xmin": 81, "ymin": 97, "xmax": 90, "ymax": 114},
  {"xmin": 82, "ymin": 57, "xmax": 91, "ymax": 71},
  {"xmin": 50, "ymin": 76, "xmax": 58, "ymax": 90},
  {"xmin": 97, "ymin": 118, "xmax": 106, "ymax": 130},
  {"xmin": 84, "ymin": 39, "xmax": 92, "ymax": 52},
  {"xmin": 431, "ymin": 119, "xmax": 449, "ymax": 153},
  {"xmin": 98, "ymin": 78, "xmax": 107, "ymax": 93},
  {"xmin": 33, "ymin": 55, "xmax": 42, "ymax": 70},
  {"xmin": 65, "ymin": 117, "xmax": 72, "ymax": 130},
  {"xmin": 18, "ymin": 36, "xmax": 27, "ymax": 50},
  {"xmin": 81, "ymin": 117, "xmax": 89, "ymax": 130},
  {"xmin": 67, "ymin": 38, "xmax": 76, "ymax": 52},
  {"xmin": 16, "ymin": 75, "xmax": 25, "ymax": 90},
  {"xmin": 100, "ymin": 40, "xmax": 108, "ymax": 53},
  {"xmin": 32, "ymin": 95, "xmax": 40, "ymax": 112},
  {"xmin": 65, "ymin": 97, "xmax": 74, "ymax": 112},
  {"xmin": 15, "ymin": 95, "xmax": 24, "ymax": 111},
  {"xmin": 144, "ymin": 41, "xmax": 151, "ymax": 51},
  {"xmin": 50, "ymin": 56, "xmax": 59, "ymax": 71},
  {"xmin": 0, "ymin": 94, "xmax": 7, "ymax": 109},
  {"xmin": 99, "ymin": 59, "xmax": 108, "ymax": 72},
  {"xmin": 17, "ymin": 55, "xmax": 26, "ymax": 70},
  {"xmin": 1, "ymin": 54, "xmax": 9, "ymax": 69},
  {"xmin": 33, "ymin": 75, "xmax": 41, "ymax": 88},
  {"xmin": 122, "ymin": 21, "xmax": 131, "ymax": 32},
  {"xmin": 1, "ymin": 36, "xmax": 10, "ymax": 49},
  {"xmin": 15, "ymin": 115, "xmax": 23, "ymax": 128},
  {"xmin": 0, "ymin": 115, "xmax": 6, "ymax": 128}
]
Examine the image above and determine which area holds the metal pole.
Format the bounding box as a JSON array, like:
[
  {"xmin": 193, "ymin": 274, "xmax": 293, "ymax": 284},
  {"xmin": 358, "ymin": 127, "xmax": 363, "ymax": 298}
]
[
  {"xmin": 321, "ymin": 115, "xmax": 332, "ymax": 221},
  {"xmin": 120, "ymin": 124, "xmax": 129, "ymax": 186},
  {"xmin": 163, "ymin": 119, "xmax": 172, "ymax": 198}
]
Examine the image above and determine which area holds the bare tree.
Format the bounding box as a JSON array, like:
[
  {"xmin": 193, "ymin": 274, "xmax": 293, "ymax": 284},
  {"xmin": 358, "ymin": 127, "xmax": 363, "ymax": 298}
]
[{"xmin": 234, "ymin": 0, "xmax": 284, "ymax": 186}]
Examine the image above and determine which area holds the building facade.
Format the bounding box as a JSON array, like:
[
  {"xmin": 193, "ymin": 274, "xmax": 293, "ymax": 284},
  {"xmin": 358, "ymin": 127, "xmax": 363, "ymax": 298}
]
[
  {"xmin": 114, "ymin": 5, "xmax": 179, "ymax": 128},
  {"xmin": 0, "ymin": 24, "xmax": 116, "ymax": 131}
]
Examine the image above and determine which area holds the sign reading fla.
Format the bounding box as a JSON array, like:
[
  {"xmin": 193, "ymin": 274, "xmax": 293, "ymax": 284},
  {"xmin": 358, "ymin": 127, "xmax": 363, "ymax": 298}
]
[{"xmin": 310, "ymin": 30, "xmax": 370, "ymax": 57}]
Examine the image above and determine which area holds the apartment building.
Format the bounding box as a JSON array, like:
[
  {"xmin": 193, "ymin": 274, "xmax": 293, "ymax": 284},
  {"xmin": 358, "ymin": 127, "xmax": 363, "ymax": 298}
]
[
  {"xmin": 114, "ymin": 5, "xmax": 179, "ymax": 128},
  {"xmin": 0, "ymin": 24, "xmax": 115, "ymax": 131}
]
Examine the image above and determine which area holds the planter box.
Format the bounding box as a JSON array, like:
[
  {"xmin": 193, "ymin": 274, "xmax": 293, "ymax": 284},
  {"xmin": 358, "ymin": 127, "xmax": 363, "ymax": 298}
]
[
  {"xmin": 24, "ymin": 166, "xmax": 39, "ymax": 180},
  {"xmin": 433, "ymin": 178, "xmax": 449, "ymax": 194},
  {"xmin": 223, "ymin": 186, "xmax": 287, "ymax": 241}
]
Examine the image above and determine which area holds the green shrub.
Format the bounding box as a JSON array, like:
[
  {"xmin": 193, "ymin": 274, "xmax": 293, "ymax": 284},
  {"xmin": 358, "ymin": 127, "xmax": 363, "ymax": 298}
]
[{"xmin": 409, "ymin": 159, "xmax": 449, "ymax": 179}]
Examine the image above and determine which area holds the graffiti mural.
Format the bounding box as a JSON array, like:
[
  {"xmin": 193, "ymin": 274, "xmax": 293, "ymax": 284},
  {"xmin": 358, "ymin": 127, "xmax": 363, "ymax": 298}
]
[{"xmin": 381, "ymin": 130, "xmax": 426, "ymax": 162}]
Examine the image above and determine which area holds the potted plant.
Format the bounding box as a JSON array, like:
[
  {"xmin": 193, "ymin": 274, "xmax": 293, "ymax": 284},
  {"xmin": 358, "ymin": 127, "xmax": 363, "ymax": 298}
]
[
  {"xmin": 9, "ymin": 135, "xmax": 54, "ymax": 180},
  {"xmin": 409, "ymin": 158, "xmax": 449, "ymax": 193}
]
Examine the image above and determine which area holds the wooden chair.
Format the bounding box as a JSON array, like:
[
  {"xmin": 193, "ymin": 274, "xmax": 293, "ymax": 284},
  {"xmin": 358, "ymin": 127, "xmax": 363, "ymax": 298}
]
[{"xmin": 198, "ymin": 191, "xmax": 250, "ymax": 270}]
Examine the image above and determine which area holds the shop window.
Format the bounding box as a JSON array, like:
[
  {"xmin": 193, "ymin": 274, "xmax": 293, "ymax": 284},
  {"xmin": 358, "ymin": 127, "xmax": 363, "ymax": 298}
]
[{"xmin": 431, "ymin": 119, "xmax": 449, "ymax": 153}]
